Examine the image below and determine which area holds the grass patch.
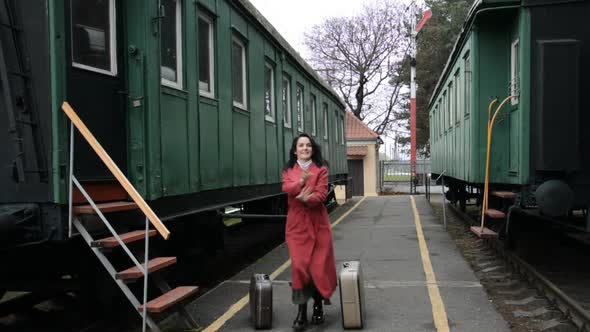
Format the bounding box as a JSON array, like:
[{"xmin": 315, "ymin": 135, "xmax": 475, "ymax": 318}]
[{"xmin": 383, "ymin": 174, "xmax": 411, "ymax": 181}]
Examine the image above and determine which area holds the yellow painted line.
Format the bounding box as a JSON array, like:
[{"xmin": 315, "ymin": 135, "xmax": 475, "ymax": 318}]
[
  {"xmin": 269, "ymin": 259, "xmax": 292, "ymax": 280},
  {"xmin": 202, "ymin": 196, "xmax": 366, "ymax": 332},
  {"xmin": 410, "ymin": 196, "xmax": 450, "ymax": 332},
  {"xmin": 331, "ymin": 196, "xmax": 366, "ymax": 228}
]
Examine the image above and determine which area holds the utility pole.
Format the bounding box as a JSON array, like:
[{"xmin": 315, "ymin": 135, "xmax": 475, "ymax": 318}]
[{"xmin": 410, "ymin": 5, "xmax": 432, "ymax": 193}]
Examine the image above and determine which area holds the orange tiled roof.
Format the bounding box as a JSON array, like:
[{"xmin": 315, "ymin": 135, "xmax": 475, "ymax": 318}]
[
  {"xmin": 346, "ymin": 111, "xmax": 380, "ymax": 140},
  {"xmin": 347, "ymin": 146, "xmax": 368, "ymax": 156}
]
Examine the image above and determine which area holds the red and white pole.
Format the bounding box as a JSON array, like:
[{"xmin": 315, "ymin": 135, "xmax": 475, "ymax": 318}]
[
  {"xmin": 410, "ymin": 10, "xmax": 418, "ymax": 184},
  {"xmin": 410, "ymin": 8, "xmax": 432, "ymax": 192}
]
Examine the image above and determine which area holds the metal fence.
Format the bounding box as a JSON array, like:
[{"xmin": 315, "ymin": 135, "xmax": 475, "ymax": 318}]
[{"xmin": 380, "ymin": 159, "xmax": 435, "ymax": 194}]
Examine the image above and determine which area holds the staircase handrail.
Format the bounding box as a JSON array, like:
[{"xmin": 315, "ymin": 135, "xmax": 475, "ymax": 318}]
[
  {"xmin": 480, "ymin": 96, "xmax": 515, "ymax": 229},
  {"xmin": 62, "ymin": 101, "xmax": 170, "ymax": 239}
]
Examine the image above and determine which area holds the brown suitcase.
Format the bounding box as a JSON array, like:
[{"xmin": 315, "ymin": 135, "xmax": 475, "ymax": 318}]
[{"xmin": 249, "ymin": 273, "xmax": 272, "ymax": 329}]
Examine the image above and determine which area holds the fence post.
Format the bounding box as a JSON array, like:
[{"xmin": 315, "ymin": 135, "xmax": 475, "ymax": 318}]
[
  {"xmin": 379, "ymin": 160, "xmax": 385, "ymax": 192},
  {"xmin": 436, "ymin": 171, "xmax": 447, "ymax": 229}
]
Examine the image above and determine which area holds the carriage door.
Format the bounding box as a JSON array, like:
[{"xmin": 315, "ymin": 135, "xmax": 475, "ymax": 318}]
[{"xmin": 66, "ymin": 0, "xmax": 127, "ymax": 180}]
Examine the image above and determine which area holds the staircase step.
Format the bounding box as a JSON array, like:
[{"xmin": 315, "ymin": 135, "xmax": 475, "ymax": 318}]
[
  {"xmin": 470, "ymin": 226, "xmax": 498, "ymax": 239},
  {"xmin": 74, "ymin": 201, "xmax": 138, "ymax": 215},
  {"xmin": 485, "ymin": 209, "xmax": 506, "ymax": 219},
  {"xmin": 491, "ymin": 191, "xmax": 517, "ymax": 200},
  {"xmin": 73, "ymin": 181, "xmax": 127, "ymax": 204},
  {"xmin": 138, "ymin": 286, "xmax": 199, "ymax": 313},
  {"xmin": 91, "ymin": 230, "xmax": 157, "ymax": 248},
  {"xmin": 116, "ymin": 257, "xmax": 177, "ymax": 280}
]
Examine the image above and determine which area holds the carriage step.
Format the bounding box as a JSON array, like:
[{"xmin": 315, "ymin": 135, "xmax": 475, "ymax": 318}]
[
  {"xmin": 91, "ymin": 230, "xmax": 158, "ymax": 248},
  {"xmin": 116, "ymin": 257, "xmax": 177, "ymax": 280},
  {"xmin": 485, "ymin": 209, "xmax": 506, "ymax": 219},
  {"xmin": 73, "ymin": 181, "xmax": 127, "ymax": 204},
  {"xmin": 74, "ymin": 201, "xmax": 138, "ymax": 214},
  {"xmin": 138, "ymin": 286, "xmax": 199, "ymax": 313},
  {"xmin": 491, "ymin": 191, "xmax": 517, "ymax": 200},
  {"xmin": 470, "ymin": 226, "xmax": 498, "ymax": 239}
]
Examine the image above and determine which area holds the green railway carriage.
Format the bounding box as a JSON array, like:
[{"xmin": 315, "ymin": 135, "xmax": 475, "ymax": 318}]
[
  {"xmin": 429, "ymin": 0, "xmax": 590, "ymax": 222},
  {"xmin": 0, "ymin": 0, "xmax": 347, "ymax": 288}
]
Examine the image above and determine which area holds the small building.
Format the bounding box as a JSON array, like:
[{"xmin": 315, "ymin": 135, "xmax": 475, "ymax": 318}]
[{"xmin": 336, "ymin": 112, "xmax": 383, "ymax": 200}]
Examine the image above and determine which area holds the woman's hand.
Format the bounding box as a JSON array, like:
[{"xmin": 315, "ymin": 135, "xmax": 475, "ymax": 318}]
[
  {"xmin": 295, "ymin": 186, "xmax": 313, "ymax": 203},
  {"xmin": 299, "ymin": 170, "xmax": 310, "ymax": 187}
]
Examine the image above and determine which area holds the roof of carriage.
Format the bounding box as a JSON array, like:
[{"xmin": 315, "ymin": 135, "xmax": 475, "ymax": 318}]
[{"xmin": 428, "ymin": 0, "xmax": 521, "ymax": 108}]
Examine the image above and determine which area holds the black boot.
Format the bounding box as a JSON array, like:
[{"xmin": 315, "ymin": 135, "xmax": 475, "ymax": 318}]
[
  {"xmin": 292, "ymin": 303, "xmax": 308, "ymax": 331},
  {"xmin": 311, "ymin": 299, "xmax": 325, "ymax": 325}
]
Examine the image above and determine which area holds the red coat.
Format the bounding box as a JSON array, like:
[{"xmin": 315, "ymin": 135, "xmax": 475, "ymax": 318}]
[{"xmin": 282, "ymin": 163, "xmax": 337, "ymax": 299}]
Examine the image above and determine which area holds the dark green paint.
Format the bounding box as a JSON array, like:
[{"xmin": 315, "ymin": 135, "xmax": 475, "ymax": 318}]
[
  {"xmin": 429, "ymin": 6, "xmax": 530, "ymax": 186},
  {"xmin": 50, "ymin": 0, "xmax": 347, "ymax": 204}
]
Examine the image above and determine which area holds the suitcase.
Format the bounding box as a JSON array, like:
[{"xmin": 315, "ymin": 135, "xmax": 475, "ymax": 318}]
[
  {"xmin": 249, "ymin": 273, "xmax": 272, "ymax": 329},
  {"xmin": 339, "ymin": 261, "xmax": 366, "ymax": 329}
]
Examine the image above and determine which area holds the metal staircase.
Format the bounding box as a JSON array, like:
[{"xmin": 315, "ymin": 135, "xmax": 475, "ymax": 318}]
[{"xmin": 63, "ymin": 102, "xmax": 199, "ymax": 332}]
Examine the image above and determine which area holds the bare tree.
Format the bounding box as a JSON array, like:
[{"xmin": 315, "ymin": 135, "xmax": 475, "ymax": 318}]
[{"xmin": 304, "ymin": 0, "xmax": 411, "ymax": 136}]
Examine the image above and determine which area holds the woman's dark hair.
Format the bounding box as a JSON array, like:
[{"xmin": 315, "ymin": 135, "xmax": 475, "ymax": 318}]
[{"xmin": 284, "ymin": 133, "xmax": 329, "ymax": 170}]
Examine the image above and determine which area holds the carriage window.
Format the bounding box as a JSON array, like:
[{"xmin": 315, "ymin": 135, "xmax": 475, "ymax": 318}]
[
  {"xmin": 442, "ymin": 93, "xmax": 447, "ymax": 131},
  {"xmin": 429, "ymin": 113, "xmax": 433, "ymax": 142},
  {"xmin": 296, "ymin": 85, "xmax": 304, "ymax": 132},
  {"xmin": 198, "ymin": 13, "xmax": 214, "ymax": 97},
  {"xmin": 264, "ymin": 63, "xmax": 275, "ymax": 122},
  {"xmin": 448, "ymin": 82, "xmax": 453, "ymax": 128},
  {"xmin": 464, "ymin": 53, "xmax": 471, "ymax": 115},
  {"xmin": 340, "ymin": 115, "xmax": 345, "ymax": 144},
  {"xmin": 511, "ymin": 39, "xmax": 520, "ymax": 105},
  {"xmin": 323, "ymin": 103, "xmax": 328, "ymax": 139},
  {"xmin": 455, "ymin": 70, "xmax": 460, "ymax": 123},
  {"xmin": 161, "ymin": 0, "xmax": 183, "ymax": 89},
  {"xmin": 71, "ymin": 0, "xmax": 117, "ymax": 75},
  {"xmin": 310, "ymin": 94, "xmax": 317, "ymax": 135},
  {"xmin": 282, "ymin": 75, "xmax": 292, "ymax": 127},
  {"xmin": 232, "ymin": 36, "xmax": 247, "ymax": 109},
  {"xmin": 334, "ymin": 110, "xmax": 339, "ymax": 143}
]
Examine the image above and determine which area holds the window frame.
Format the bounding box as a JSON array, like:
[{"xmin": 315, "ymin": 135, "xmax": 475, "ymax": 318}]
[
  {"xmin": 340, "ymin": 114, "xmax": 345, "ymax": 145},
  {"xmin": 70, "ymin": 0, "xmax": 118, "ymax": 76},
  {"xmin": 323, "ymin": 103, "xmax": 328, "ymax": 140},
  {"xmin": 231, "ymin": 35, "xmax": 248, "ymax": 110},
  {"xmin": 296, "ymin": 84, "xmax": 304, "ymax": 132},
  {"xmin": 161, "ymin": 0, "xmax": 183, "ymax": 89},
  {"xmin": 334, "ymin": 110, "xmax": 339, "ymax": 144},
  {"xmin": 448, "ymin": 82, "xmax": 453, "ymax": 128},
  {"xmin": 264, "ymin": 62, "xmax": 275, "ymax": 123},
  {"xmin": 454, "ymin": 70, "xmax": 461, "ymax": 124},
  {"xmin": 433, "ymin": 106, "xmax": 438, "ymax": 140},
  {"xmin": 464, "ymin": 53, "xmax": 471, "ymax": 116},
  {"xmin": 198, "ymin": 12, "xmax": 215, "ymax": 98},
  {"xmin": 310, "ymin": 94, "xmax": 317, "ymax": 135},
  {"xmin": 282, "ymin": 74, "xmax": 292, "ymax": 128},
  {"xmin": 442, "ymin": 93, "xmax": 447, "ymax": 132},
  {"xmin": 511, "ymin": 39, "xmax": 520, "ymax": 105}
]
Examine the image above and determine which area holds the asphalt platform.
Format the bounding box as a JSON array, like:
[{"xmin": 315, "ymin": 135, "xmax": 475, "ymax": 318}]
[{"xmin": 165, "ymin": 195, "xmax": 510, "ymax": 332}]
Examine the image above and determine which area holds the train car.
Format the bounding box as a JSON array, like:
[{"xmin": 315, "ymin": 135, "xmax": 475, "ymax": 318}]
[
  {"xmin": 0, "ymin": 0, "xmax": 347, "ymax": 310},
  {"xmin": 429, "ymin": 0, "xmax": 590, "ymax": 232}
]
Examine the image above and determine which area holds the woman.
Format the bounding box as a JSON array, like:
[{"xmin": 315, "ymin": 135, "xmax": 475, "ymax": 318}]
[{"xmin": 282, "ymin": 133, "xmax": 337, "ymax": 331}]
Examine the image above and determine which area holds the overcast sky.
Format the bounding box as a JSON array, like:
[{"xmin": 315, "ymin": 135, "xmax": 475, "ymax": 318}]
[
  {"xmin": 248, "ymin": 0, "xmax": 366, "ymax": 58},
  {"xmin": 248, "ymin": 0, "xmax": 419, "ymax": 159}
]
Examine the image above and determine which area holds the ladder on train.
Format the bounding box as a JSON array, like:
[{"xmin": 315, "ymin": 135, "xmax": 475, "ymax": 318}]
[
  {"xmin": 0, "ymin": 0, "xmax": 47, "ymax": 183},
  {"xmin": 63, "ymin": 102, "xmax": 199, "ymax": 332},
  {"xmin": 471, "ymin": 96, "xmax": 517, "ymax": 239}
]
